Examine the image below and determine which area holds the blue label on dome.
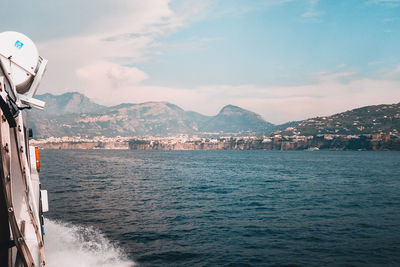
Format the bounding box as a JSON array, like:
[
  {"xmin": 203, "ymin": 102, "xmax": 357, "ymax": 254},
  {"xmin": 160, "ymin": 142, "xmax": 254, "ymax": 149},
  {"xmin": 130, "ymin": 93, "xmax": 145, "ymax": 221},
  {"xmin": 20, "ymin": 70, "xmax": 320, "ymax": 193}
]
[{"xmin": 14, "ymin": 40, "xmax": 24, "ymax": 49}]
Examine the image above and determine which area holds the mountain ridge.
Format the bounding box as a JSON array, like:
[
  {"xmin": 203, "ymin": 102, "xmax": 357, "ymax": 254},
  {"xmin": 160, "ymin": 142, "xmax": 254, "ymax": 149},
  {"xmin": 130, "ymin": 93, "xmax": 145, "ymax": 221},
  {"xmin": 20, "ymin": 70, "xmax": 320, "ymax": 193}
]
[
  {"xmin": 29, "ymin": 92, "xmax": 273, "ymax": 138},
  {"xmin": 28, "ymin": 92, "xmax": 400, "ymax": 139}
]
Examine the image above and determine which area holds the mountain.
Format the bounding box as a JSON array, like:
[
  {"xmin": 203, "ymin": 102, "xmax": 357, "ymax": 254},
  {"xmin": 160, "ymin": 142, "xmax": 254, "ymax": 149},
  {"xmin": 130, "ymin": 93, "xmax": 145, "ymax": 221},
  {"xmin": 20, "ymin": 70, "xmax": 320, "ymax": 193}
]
[
  {"xmin": 201, "ymin": 105, "xmax": 274, "ymax": 133},
  {"xmin": 274, "ymin": 103, "xmax": 400, "ymax": 136},
  {"xmin": 28, "ymin": 92, "xmax": 400, "ymax": 139},
  {"xmin": 28, "ymin": 92, "xmax": 274, "ymax": 138},
  {"xmin": 35, "ymin": 92, "xmax": 104, "ymax": 115}
]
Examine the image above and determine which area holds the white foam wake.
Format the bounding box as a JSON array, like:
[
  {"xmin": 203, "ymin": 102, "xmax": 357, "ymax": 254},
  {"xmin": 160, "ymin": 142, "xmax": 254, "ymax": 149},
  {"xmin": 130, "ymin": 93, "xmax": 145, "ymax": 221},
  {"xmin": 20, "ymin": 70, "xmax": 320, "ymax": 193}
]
[{"xmin": 44, "ymin": 219, "xmax": 135, "ymax": 267}]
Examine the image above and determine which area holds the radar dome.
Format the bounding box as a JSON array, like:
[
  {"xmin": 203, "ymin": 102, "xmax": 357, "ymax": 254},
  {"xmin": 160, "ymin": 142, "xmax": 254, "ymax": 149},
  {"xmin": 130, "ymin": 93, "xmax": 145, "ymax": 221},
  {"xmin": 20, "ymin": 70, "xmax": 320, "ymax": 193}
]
[{"xmin": 0, "ymin": 31, "xmax": 39, "ymax": 94}]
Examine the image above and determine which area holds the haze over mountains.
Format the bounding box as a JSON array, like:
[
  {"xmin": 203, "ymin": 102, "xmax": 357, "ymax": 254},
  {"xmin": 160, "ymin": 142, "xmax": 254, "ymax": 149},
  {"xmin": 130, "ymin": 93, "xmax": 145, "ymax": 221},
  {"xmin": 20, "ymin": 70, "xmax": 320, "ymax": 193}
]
[
  {"xmin": 29, "ymin": 92, "xmax": 274, "ymax": 138},
  {"xmin": 28, "ymin": 92, "xmax": 400, "ymax": 139}
]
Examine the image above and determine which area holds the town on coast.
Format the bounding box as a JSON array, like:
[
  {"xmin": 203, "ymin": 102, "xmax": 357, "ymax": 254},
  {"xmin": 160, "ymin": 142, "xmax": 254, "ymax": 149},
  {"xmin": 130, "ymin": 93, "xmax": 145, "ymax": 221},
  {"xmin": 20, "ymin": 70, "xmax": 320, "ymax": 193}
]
[{"xmin": 31, "ymin": 132, "xmax": 400, "ymax": 151}]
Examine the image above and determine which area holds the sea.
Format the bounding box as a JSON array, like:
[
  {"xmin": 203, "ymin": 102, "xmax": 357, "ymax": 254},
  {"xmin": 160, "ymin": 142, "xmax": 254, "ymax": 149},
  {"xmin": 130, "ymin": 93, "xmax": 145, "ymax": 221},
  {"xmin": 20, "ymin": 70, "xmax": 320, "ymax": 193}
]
[{"xmin": 39, "ymin": 150, "xmax": 400, "ymax": 266}]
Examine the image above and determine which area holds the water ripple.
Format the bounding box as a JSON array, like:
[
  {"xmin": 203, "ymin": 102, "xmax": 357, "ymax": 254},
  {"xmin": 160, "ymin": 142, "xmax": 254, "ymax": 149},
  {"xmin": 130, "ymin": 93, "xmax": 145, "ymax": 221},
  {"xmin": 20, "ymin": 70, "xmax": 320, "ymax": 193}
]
[{"xmin": 40, "ymin": 150, "xmax": 400, "ymax": 266}]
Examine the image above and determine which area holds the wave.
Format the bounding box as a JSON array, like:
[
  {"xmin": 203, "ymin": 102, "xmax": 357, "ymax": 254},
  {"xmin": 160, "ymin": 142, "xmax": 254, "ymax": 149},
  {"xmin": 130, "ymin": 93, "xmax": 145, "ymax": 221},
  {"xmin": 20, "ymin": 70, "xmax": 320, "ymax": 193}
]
[{"xmin": 44, "ymin": 219, "xmax": 135, "ymax": 267}]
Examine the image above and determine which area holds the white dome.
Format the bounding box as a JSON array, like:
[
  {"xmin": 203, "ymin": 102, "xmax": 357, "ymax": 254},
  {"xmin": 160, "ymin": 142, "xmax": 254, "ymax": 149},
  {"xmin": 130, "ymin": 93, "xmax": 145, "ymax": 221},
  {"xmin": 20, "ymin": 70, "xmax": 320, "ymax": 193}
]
[{"xmin": 0, "ymin": 31, "xmax": 39, "ymax": 94}]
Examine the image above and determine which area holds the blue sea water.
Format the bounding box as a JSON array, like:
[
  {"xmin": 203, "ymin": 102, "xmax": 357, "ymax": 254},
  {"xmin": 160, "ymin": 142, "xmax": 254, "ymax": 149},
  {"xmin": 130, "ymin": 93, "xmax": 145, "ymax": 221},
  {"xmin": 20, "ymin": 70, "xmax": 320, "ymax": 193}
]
[{"xmin": 40, "ymin": 150, "xmax": 400, "ymax": 266}]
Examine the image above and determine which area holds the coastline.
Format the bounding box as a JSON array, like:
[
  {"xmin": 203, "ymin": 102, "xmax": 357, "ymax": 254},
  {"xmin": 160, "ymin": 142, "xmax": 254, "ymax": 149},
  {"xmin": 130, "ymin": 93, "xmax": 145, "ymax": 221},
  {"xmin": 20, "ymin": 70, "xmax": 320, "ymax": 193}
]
[{"xmin": 31, "ymin": 133, "xmax": 400, "ymax": 151}]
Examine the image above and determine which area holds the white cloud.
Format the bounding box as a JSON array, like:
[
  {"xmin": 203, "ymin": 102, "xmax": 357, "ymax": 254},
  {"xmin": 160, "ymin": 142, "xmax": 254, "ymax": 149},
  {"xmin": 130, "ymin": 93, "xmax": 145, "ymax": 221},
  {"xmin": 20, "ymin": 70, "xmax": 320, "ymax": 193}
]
[
  {"xmin": 65, "ymin": 66, "xmax": 400, "ymax": 124},
  {"xmin": 31, "ymin": 1, "xmax": 400, "ymax": 125},
  {"xmin": 196, "ymin": 69, "xmax": 400, "ymax": 123},
  {"xmin": 37, "ymin": 0, "xmax": 208, "ymax": 94},
  {"xmin": 76, "ymin": 61, "xmax": 148, "ymax": 101}
]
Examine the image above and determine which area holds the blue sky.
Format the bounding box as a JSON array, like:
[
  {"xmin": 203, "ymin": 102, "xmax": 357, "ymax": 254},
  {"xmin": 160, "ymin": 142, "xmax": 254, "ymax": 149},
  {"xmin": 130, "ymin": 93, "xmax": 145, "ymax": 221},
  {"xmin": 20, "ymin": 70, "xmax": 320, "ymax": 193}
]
[
  {"xmin": 1, "ymin": 0, "xmax": 400, "ymax": 123},
  {"xmin": 140, "ymin": 0, "xmax": 400, "ymax": 87}
]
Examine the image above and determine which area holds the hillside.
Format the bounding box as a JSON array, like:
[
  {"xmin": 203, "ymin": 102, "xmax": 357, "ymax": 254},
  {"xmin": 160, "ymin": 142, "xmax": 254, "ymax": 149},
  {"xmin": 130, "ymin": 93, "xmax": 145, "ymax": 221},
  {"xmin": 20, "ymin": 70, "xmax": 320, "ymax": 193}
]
[
  {"xmin": 35, "ymin": 92, "xmax": 104, "ymax": 115},
  {"xmin": 201, "ymin": 105, "xmax": 274, "ymax": 133},
  {"xmin": 28, "ymin": 92, "xmax": 400, "ymax": 139},
  {"xmin": 28, "ymin": 92, "xmax": 273, "ymax": 138},
  {"xmin": 274, "ymin": 103, "xmax": 400, "ymax": 136}
]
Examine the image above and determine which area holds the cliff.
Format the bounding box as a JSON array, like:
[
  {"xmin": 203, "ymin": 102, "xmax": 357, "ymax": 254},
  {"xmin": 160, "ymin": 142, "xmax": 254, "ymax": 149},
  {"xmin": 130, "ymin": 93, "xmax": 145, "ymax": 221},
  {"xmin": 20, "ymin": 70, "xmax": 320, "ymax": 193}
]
[{"xmin": 128, "ymin": 134, "xmax": 400, "ymax": 151}]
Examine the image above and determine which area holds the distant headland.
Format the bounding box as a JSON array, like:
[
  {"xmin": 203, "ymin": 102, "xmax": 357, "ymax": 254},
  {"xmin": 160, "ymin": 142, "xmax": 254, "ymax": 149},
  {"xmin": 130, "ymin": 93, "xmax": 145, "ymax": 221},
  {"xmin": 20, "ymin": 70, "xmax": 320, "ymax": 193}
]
[
  {"xmin": 31, "ymin": 133, "xmax": 400, "ymax": 151},
  {"xmin": 29, "ymin": 92, "xmax": 400, "ymax": 150}
]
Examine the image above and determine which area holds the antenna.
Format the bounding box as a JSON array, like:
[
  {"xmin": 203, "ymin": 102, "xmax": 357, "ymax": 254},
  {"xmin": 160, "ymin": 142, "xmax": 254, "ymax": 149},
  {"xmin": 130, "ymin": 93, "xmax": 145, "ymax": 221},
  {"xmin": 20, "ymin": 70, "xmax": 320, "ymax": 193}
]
[{"xmin": 0, "ymin": 31, "xmax": 47, "ymax": 109}]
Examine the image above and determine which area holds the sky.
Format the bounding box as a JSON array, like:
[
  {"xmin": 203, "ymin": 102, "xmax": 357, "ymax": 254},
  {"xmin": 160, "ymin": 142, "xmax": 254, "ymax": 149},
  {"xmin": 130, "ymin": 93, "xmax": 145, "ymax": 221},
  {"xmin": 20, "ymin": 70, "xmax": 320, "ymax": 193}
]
[{"xmin": 2, "ymin": 0, "xmax": 400, "ymax": 123}]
